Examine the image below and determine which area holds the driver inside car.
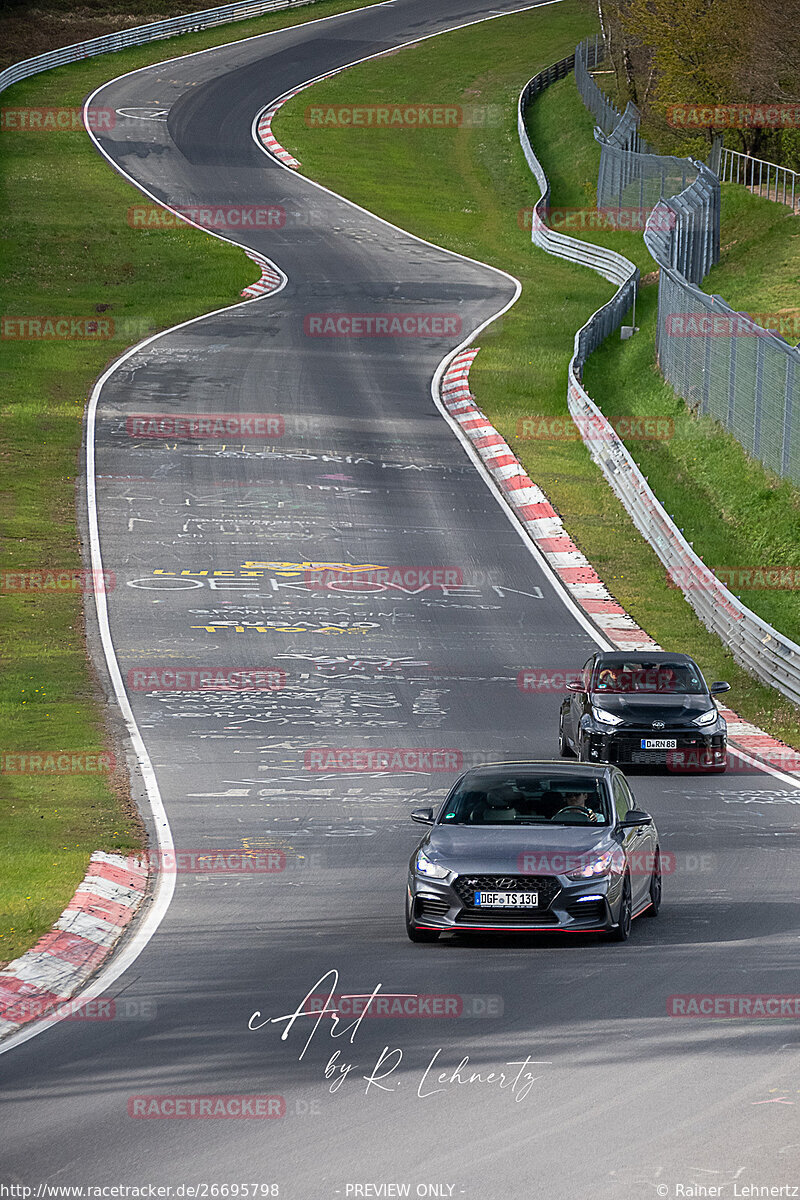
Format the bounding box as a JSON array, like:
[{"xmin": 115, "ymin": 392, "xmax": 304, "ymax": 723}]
[{"xmin": 553, "ymin": 791, "xmax": 599, "ymax": 823}]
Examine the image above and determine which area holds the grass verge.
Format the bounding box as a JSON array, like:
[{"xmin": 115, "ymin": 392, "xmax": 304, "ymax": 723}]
[
  {"xmin": 273, "ymin": 0, "xmax": 800, "ymax": 744},
  {"xmin": 536, "ymin": 80, "xmax": 800, "ymax": 641},
  {"xmin": 0, "ymin": 0, "xmax": 383, "ymax": 965}
]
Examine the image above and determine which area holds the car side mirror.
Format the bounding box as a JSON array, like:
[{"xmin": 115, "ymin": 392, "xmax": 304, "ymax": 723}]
[
  {"xmin": 621, "ymin": 808, "xmax": 652, "ymax": 828},
  {"xmin": 565, "ymin": 680, "xmax": 584, "ymax": 693},
  {"xmin": 710, "ymin": 682, "xmax": 731, "ymax": 694},
  {"xmin": 411, "ymin": 807, "xmax": 435, "ymax": 825}
]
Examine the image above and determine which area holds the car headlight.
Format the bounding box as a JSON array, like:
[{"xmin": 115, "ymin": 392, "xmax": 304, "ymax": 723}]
[
  {"xmin": 591, "ymin": 705, "xmax": 623, "ymax": 726},
  {"xmin": 415, "ymin": 848, "xmax": 451, "ymax": 880},
  {"xmin": 566, "ymin": 847, "xmax": 625, "ymax": 879},
  {"xmin": 693, "ymin": 708, "xmax": 719, "ymax": 727}
]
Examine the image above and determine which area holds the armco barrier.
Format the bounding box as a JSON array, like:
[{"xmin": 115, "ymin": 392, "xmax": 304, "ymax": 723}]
[
  {"xmin": 583, "ymin": 37, "xmax": 798, "ymax": 493},
  {"xmin": 0, "ymin": 0, "xmax": 323, "ymax": 98},
  {"xmin": 519, "ymin": 59, "xmax": 800, "ymax": 707}
]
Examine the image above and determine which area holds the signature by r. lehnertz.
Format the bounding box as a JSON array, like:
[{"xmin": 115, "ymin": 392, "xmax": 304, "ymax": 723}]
[{"xmin": 248, "ymin": 969, "xmax": 550, "ymax": 1101}]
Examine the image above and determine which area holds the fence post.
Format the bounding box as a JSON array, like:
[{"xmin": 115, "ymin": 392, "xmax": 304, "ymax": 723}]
[
  {"xmin": 702, "ymin": 314, "xmax": 712, "ymax": 416},
  {"xmin": 727, "ymin": 333, "xmax": 738, "ymax": 430},
  {"xmin": 753, "ymin": 336, "xmax": 764, "ymax": 459},
  {"xmin": 708, "ymin": 132, "xmax": 723, "ymax": 175},
  {"xmin": 783, "ymin": 357, "xmax": 795, "ymax": 477}
]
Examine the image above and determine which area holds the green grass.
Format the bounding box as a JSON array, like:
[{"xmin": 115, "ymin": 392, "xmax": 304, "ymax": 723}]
[
  {"xmin": 274, "ymin": 1, "xmax": 800, "ymax": 746},
  {"xmin": 0, "ymin": 0, "xmax": 384, "ymax": 71},
  {"xmin": 543, "ymin": 80, "xmax": 800, "ymax": 640},
  {"xmin": 0, "ymin": 0, "xmax": 384, "ymax": 966}
]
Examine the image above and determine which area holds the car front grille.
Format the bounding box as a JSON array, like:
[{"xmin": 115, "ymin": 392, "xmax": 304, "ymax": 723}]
[
  {"xmin": 455, "ymin": 908, "xmax": 559, "ymax": 926},
  {"xmin": 630, "ymin": 749, "xmax": 673, "ymax": 764},
  {"xmin": 610, "ymin": 734, "xmax": 709, "ymax": 765},
  {"xmin": 452, "ymin": 874, "xmax": 562, "ymax": 909}
]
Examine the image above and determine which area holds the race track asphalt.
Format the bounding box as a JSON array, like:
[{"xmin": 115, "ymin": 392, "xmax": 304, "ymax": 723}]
[{"xmin": 2, "ymin": 2, "xmax": 800, "ymax": 1196}]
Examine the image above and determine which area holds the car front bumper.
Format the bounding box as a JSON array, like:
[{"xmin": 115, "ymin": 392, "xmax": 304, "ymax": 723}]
[
  {"xmin": 407, "ymin": 870, "xmax": 630, "ymax": 934},
  {"xmin": 581, "ymin": 722, "xmax": 727, "ymax": 769}
]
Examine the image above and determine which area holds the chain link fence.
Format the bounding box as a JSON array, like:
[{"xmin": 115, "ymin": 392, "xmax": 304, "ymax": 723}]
[
  {"xmin": 651, "ymin": 257, "xmax": 800, "ymax": 480},
  {"xmin": 573, "ymin": 33, "xmax": 621, "ymax": 135},
  {"xmin": 575, "ymin": 36, "xmax": 800, "ymax": 490},
  {"xmin": 519, "ymin": 49, "xmax": 800, "ymax": 706},
  {"xmin": 576, "ymin": 38, "xmax": 718, "ymax": 280},
  {"xmin": 642, "ymin": 164, "xmax": 720, "ymax": 285}
]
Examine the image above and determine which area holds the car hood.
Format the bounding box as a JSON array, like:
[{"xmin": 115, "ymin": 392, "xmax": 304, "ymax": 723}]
[
  {"xmin": 589, "ymin": 692, "xmax": 714, "ymax": 724},
  {"xmin": 422, "ymin": 825, "xmax": 614, "ymax": 874}
]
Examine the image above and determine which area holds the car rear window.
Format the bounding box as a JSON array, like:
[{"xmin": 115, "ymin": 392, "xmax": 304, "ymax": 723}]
[
  {"xmin": 440, "ymin": 777, "xmax": 609, "ymax": 826},
  {"xmin": 592, "ymin": 662, "xmax": 704, "ymax": 694}
]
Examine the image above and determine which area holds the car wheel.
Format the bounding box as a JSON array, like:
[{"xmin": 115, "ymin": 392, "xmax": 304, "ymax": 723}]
[
  {"xmin": 610, "ymin": 874, "xmax": 632, "ymax": 942},
  {"xmin": 644, "ymin": 850, "xmax": 661, "ymax": 917},
  {"xmin": 558, "ymin": 712, "xmax": 574, "ymax": 758},
  {"xmin": 405, "ymin": 900, "xmax": 440, "ymax": 943}
]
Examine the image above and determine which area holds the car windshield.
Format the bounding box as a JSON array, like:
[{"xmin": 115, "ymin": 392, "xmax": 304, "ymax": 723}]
[
  {"xmin": 592, "ymin": 661, "xmax": 705, "ymax": 694},
  {"xmin": 440, "ymin": 776, "xmax": 610, "ymax": 826}
]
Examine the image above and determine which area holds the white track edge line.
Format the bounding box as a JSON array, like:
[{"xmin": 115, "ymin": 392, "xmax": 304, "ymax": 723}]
[
  {"xmin": 0, "ymin": 117, "xmax": 292, "ymax": 1066},
  {"xmin": 253, "ymin": 8, "xmax": 800, "ymax": 791},
  {"xmin": 6, "ymin": 0, "xmax": 793, "ymax": 1058},
  {"xmin": 0, "ymin": 0, "xmax": 563, "ymax": 1058}
]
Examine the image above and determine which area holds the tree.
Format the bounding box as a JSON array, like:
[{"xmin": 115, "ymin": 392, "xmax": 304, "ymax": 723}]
[{"xmin": 620, "ymin": 0, "xmax": 800, "ymax": 157}]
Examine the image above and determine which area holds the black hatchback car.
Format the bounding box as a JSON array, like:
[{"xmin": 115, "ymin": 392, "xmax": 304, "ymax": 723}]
[
  {"xmin": 406, "ymin": 761, "xmax": 660, "ymax": 942},
  {"xmin": 559, "ymin": 651, "xmax": 729, "ymax": 772}
]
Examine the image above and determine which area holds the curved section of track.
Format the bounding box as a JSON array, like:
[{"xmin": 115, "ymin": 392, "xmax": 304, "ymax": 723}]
[{"xmin": 2, "ymin": 3, "xmax": 800, "ymax": 1195}]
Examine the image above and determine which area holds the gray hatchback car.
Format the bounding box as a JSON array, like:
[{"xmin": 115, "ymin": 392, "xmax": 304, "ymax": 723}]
[{"xmin": 406, "ymin": 761, "xmax": 660, "ymax": 942}]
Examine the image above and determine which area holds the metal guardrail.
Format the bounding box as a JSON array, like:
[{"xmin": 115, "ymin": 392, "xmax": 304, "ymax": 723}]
[
  {"xmin": 0, "ymin": 0, "xmax": 319, "ymax": 97},
  {"xmin": 721, "ymin": 146, "xmax": 800, "ymax": 211},
  {"xmin": 519, "ymin": 57, "xmax": 800, "ymax": 707},
  {"xmin": 581, "ymin": 38, "xmax": 800, "ymax": 495},
  {"xmin": 7, "ymin": 7, "xmax": 800, "ymax": 705}
]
